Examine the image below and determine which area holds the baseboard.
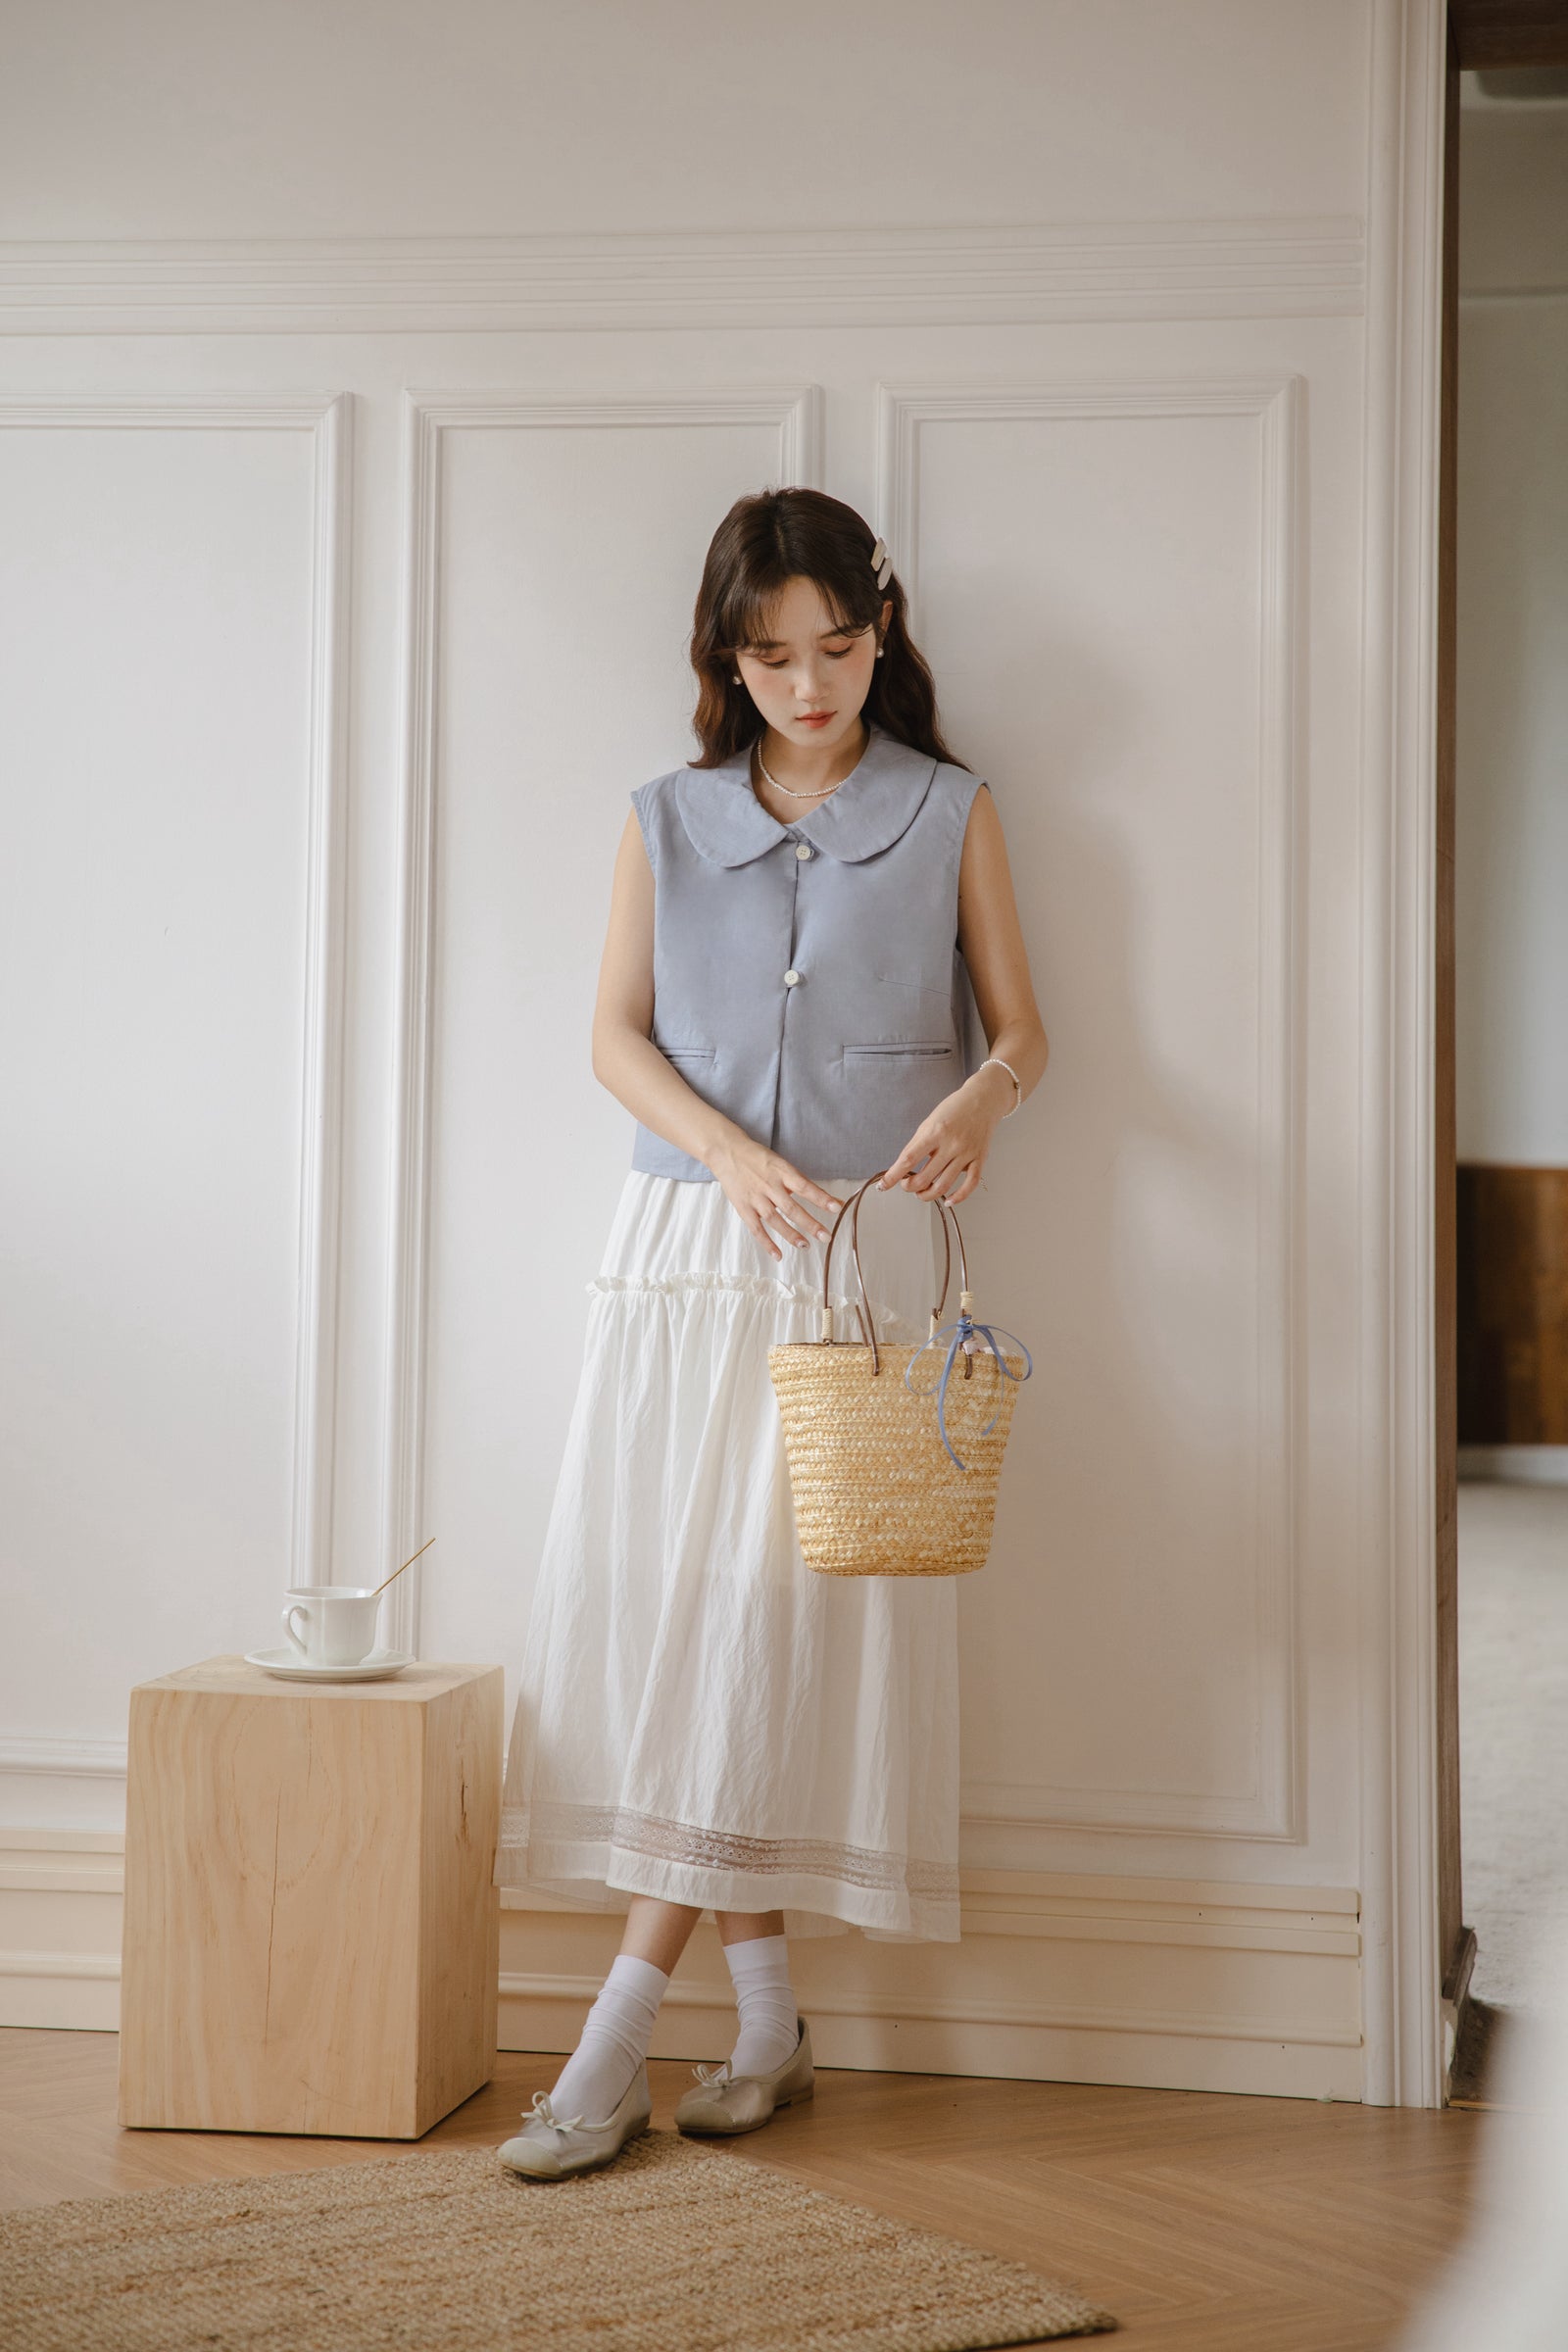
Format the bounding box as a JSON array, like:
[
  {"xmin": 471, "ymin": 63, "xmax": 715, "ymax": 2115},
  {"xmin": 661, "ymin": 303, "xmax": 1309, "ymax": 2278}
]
[
  {"xmin": 496, "ymin": 1869, "xmax": 1362, "ymax": 2101},
  {"xmin": 0, "ymin": 1830, "xmax": 124, "ymax": 2029},
  {"xmin": 1457, "ymin": 1446, "xmax": 1568, "ymax": 1485},
  {"xmin": 0, "ymin": 1828, "xmax": 1363, "ymax": 2100}
]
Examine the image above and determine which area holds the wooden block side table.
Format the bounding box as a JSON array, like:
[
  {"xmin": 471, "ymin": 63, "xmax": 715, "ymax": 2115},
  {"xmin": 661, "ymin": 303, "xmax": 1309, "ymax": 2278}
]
[{"xmin": 118, "ymin": 1656, "xmax": 503, "ymax": 2140}]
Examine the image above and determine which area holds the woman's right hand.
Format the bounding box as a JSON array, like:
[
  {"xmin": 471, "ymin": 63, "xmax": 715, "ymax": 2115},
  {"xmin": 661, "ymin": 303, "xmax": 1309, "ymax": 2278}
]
[{"xmin": 707, "ymin": 1139, "xmax": 843, "ymax": 1263}]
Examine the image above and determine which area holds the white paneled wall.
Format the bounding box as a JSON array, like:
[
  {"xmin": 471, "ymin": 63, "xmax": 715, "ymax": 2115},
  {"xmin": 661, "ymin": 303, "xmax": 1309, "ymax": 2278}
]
[
  {"xmin": 888, "ymin": 378, "xmax": 1302, "ymax": 1849},
  {"xmin": 0, "ymin": 1, "xmax": 1448, "ymax": 2103},
  {"xmin": 0, "ymin": 397, "xmax": 349, "ymax": 1780},
  {"xmin": 389, "ymin": 388, "xmax": 822, "ymax": 1665}
]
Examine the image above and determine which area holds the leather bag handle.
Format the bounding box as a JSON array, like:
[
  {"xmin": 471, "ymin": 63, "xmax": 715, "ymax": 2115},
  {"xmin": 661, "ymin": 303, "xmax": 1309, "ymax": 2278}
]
[{"xmin": 817, "ymin": 1171, "xmax": 971, "ymax": 1377}]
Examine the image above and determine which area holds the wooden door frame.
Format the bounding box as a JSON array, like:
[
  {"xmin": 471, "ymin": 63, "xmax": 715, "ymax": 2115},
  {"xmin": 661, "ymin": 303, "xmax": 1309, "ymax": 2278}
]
[{"xmin": 1355, "ymin": 0, "xmax": 1447, "ymax": 2112}]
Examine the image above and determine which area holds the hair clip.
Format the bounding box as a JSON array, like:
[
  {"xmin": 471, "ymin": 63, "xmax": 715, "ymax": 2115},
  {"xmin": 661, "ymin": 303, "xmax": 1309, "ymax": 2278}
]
[{"xmin": 869, "ymin": 535, "xmax": 894, "ymax": 590}]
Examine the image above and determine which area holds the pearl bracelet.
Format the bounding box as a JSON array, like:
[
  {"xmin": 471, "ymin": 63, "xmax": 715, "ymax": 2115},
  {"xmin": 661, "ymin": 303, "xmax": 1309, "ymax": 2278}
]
[{"xmin": 978, "ymin": 1055, "xmax": 1022, "ymax": 1116}]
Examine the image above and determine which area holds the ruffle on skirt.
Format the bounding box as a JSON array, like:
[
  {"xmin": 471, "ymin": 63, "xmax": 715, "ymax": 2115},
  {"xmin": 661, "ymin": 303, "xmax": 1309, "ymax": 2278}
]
[{"xmin": 494, "ymin": 1168, "xmax": 962, "ymax": 1941}]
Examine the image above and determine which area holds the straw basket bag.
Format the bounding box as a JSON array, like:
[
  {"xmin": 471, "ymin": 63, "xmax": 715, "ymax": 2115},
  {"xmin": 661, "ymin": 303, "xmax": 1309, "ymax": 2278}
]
[{"xmin": 767, "ymin": 1170, "xmax": 1033, "ymax": 1577}]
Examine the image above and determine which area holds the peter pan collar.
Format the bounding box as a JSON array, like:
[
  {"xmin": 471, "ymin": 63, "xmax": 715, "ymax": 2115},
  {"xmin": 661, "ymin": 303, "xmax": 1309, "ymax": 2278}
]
[{"xmin": 674, "ymin": 721, "xmax": 938, "ymax": 866}]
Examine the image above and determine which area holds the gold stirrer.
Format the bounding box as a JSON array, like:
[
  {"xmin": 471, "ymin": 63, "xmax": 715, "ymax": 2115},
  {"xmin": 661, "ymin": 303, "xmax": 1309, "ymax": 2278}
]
[{"xmin": 369, "ymin": 1536, "xmax": 435, "ymax": 1599}]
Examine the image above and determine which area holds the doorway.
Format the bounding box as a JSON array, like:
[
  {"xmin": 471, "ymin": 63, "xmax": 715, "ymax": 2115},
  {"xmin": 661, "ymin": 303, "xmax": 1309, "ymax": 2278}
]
[{"xmin": 1438, "ymin": 3, "xmax": 1568, "ymax": 2101}]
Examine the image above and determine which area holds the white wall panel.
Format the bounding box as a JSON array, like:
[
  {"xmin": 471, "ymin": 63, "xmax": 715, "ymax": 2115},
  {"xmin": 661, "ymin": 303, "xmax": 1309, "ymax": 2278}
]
[
  {"xmin": 878, "ymin": 380, "xmax": 1302, "ymax": 1842},
  {"xmin": 388, "ymin": 390, "xmax": 820, "ymax": 1664},
  {"xmin": 0, "ymin": 396, "xmax": 348, "ymax": 1811}
]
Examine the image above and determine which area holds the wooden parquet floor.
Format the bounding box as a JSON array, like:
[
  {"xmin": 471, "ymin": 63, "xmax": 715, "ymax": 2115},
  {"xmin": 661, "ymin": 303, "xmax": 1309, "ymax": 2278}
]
[{"xmin": 0, "ymin": 2029, "xmax": 1486, "ymax": 2350}]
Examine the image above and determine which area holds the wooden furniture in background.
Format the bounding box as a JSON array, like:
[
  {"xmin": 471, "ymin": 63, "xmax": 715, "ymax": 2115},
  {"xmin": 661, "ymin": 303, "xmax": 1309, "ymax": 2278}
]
[
  {"xmin": 118, "ymin": 1656, "xmax": 503, "ymax": 2139},
  {"xmin": 1457, "ymin": 1165, "xmax": 1568, "ymax": 1443},
  {"xmin": 1448, "ymin": 0, "xmax": 1568, "ymax": 72}
]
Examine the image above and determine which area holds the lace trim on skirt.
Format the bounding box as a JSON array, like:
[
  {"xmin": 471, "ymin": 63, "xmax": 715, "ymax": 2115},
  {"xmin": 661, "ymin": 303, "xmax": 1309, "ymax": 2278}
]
[{"xmin": 499, "ymin": 1797, "xmax": 958, "ymax": 1902}]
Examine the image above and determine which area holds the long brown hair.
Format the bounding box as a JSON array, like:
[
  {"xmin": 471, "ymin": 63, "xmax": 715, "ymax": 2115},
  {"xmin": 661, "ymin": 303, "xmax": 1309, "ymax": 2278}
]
[{"xmin": 687, "ymin": 487, "xmax": 969, "ymax": 771}]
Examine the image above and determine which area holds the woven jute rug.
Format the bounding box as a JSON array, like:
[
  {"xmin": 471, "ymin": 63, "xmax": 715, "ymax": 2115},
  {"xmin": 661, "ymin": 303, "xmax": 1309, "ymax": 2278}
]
[{"xmin": 0, "ymin": 2128, "xmax": 1118, "ymax": 2350}]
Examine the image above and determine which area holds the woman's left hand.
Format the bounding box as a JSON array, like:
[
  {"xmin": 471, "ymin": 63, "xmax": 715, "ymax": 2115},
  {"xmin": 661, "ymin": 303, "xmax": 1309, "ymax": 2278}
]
[{"xmin": 877, "ymin": 1065, "xmax": 1015, "ymax": 1204}]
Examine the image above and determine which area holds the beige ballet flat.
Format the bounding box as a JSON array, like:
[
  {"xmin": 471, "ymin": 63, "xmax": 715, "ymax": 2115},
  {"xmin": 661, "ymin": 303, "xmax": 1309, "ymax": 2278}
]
[
  {"xmin": 496, "ymin": 2060, "xmax": 652, "ymax": 2180},
  {"xmin": 674, "ymin": 2015, "xmax": 815, "ymax": 2136}
]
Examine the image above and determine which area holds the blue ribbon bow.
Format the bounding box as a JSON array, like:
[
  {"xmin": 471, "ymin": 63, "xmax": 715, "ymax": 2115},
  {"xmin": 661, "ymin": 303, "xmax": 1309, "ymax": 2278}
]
[{"xmin": 905, "ymin": 1312, "xmax": 1033, "ymax": 1472}]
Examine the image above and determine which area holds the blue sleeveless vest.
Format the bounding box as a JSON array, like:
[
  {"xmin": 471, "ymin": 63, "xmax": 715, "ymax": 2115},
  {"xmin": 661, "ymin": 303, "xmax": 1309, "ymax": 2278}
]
[{"xmin": 628, "ymin": 721, "xmax": 990, "ymax": 1183}]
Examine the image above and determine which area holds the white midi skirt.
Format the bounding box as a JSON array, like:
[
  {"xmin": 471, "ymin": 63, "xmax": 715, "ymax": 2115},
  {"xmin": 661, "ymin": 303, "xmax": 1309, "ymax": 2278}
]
[{"xmin": 493, "ymin": 1168, "xmax": 961, "ymax": 1941}]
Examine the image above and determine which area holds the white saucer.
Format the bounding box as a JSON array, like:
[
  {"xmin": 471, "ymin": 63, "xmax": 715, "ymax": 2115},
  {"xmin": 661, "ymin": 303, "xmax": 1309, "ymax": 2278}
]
[{"xmin": 244, "ymin": 1644, "xmax": 416, "ymax": 1683}]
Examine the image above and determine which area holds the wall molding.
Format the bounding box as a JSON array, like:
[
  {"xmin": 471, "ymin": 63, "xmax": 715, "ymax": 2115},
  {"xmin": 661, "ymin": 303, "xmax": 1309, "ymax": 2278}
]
[
  {"xmin": 498, "ymin": 1870, "xmax": 1361, "ymax": 2099},
  {"xmin": 500, "ymin": 1971, "xmax": 1361, "ymax": 2046},
  {"xmin": 0, "ymin": 218, "xmax": 1365, "ymax": 336},
  {"xmin": 0, "ymin": 1830, "xmax": 1362, "ymax": 2098},
  {"xmin": 0, "ymin": 1740, "xmax": 128, "ymax": 1781},
  {"xmin": 0, "ymin": 1833, "xmax": 125, "ymax": 2031},
  {"xmin": 877, "ymin": 373, "xmax": 1305, "ymax": 1844},
  {"xmin": 1355, "ymin": 0, "xmax": 1447, "ymax": 2110},
  {"xmin": 0, "ymin": 390, "xmax": 352, "ymax": 1591},
  {"xmin": 378, "ymin": 385, "xmax": 821, "ymax": 1654}
]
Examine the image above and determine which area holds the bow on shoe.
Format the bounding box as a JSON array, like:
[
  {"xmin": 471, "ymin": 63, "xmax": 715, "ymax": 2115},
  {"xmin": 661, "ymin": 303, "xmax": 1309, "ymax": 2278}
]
[
  {"xmin": 905, "ymin": 1313, "xmax": 1033, "ymax": 1472},
  {"xmin": 690, "ymin": 2059, "xmax": 734, "ymax": 2090},
  {"xmin": 527, "ymin": 2088, "xmax": 587, "ymax": 2133}
]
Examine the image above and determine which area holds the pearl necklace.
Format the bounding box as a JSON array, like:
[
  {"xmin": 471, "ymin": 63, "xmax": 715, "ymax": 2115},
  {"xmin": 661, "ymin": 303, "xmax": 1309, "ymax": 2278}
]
[{"xmin": 755, "ymin": 734, "xmax": 866, "ymax": 800}]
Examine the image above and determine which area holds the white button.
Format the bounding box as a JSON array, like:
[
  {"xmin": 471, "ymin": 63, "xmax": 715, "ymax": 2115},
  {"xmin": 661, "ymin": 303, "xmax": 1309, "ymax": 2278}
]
[
  {"xmin": 783, "ymin": 969, "xmax": 802, "ymax": 987},
  {"xmin": 795, "ymin": 842, "xmax": 812, "ymax": 860}
]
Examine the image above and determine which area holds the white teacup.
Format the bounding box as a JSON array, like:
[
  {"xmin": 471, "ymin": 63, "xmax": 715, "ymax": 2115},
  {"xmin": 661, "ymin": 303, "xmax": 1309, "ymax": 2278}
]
[{"xmin": 281, "ymin": 1586, "xmax": 382, "ymax": 1670}]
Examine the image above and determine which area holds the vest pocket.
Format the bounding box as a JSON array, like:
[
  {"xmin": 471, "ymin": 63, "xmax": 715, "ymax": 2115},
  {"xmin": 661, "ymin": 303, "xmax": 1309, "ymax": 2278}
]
[
  {"xmin": 843, "ymin": 1041, "xmax": 955, "ymax": 1057},
  {"xmin": 660, "ymin": 1044, "xmax": 716, "ymax": 1061}
]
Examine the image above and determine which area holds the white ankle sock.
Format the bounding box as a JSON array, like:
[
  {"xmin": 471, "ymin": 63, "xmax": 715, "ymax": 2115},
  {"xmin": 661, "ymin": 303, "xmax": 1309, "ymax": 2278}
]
[
  {"xmin": 547, "ymin": 1951, "xmax": 669, "ymax": 2126},
  {"xmin": 723, "ymin": 1933, "xmax": 800, "ymax": 2077}
]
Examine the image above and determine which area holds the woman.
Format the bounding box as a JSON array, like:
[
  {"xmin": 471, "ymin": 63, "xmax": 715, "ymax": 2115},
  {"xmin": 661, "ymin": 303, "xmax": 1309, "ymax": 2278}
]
[{"xmin": 495, "ymin": 487, "xmax": 1048, "ymax": 2180}]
